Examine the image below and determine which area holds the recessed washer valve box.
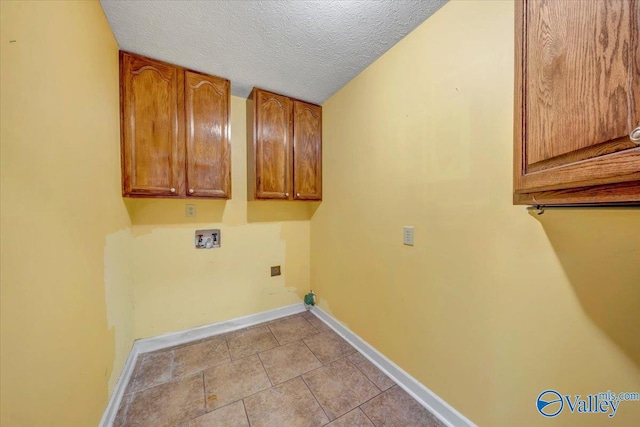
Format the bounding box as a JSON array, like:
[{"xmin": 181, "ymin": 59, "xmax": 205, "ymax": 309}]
[{"xmin": 195, "ymin": 229, "xmax": 220, "ymax": 249}]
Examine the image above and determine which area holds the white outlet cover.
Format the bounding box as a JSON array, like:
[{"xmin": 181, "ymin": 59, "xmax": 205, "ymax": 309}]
[
  {"xmin": 403, "ymin": 226, "xmax": 414, "ymax": 246},
  {"xmin": 186, "ymin": 204, "xmax": 196, "ymax": 218}
]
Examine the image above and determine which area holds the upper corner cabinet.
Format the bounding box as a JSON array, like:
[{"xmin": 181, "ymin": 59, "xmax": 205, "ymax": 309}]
[
  {"xmin": 247, "ymin": 88, "xmax": 322, "ymax": 201},
  {"xmin": 120, "ymin": 51, "xmax": 231, "ymax": 199},
  {"xmin": 514, "ymin": 0, "xmax": 640, "ymax": 205}
]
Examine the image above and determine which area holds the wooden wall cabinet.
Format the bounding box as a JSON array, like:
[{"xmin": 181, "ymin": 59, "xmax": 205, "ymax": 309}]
[
  {"xmin": 120, "ymin": 51, "xmax": 231, "ymax": 199},
  {"xmin": 514, "ymin": 0, "xmax": 640, "ymax": 205},
  {"xmin": 247, "ymin": 88, "xmax": 322, "ymax": 200}
]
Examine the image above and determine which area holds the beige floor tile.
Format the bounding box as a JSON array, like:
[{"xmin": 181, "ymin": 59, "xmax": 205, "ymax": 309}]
[
  {"xmin": 173, "ymin": 335, "xmax": 230, "ymax": 378},
  {"xmin": 303, "ymin": 357, "xmax": 380, "ymax": 420},
  {"xmin": 361, "ymin": 386, "xmax": 445, "ymax": 427},
  {"xmin": 179, "ymin": 401, "xmax": 249, "ymax": 427},
  {"xmin": 325, "ymin": 408, "xmax": 374, "ymax": 427},
  {"xmin": 125, "ymin": 374, "xmax": 206, "ymax": 427},
  {"xmin": 269, "ymin": 313, "xmax": 303, "ymax": 324},
  {"xmin": 248, "ymin": 314, "xmax": 302, "ymax": 329},
  {"xmin": 126, "ymin": 350, "xmax": 174, "ymax": 393},
  {"xmin": 203, "ymin": 354, "xmax": 271, "ymax": 411},
  {"xmin": 347, "ymin": 352, "xmax": 395, "ymax": 391},
  {"xmin": 301, "ymin": 312, "xmax": 332, "ymax": 333},
  {"xmin": 268, "ymin": 316, "xmax": 319, "ymax": 345},
  {"xmin": 226, "ymin": 325, "xmax": 279, "ymax": 360},
  {"xmin": 121, "ymin": 319, "xmax": 443, "ymax": 426},
  {"xmin": 259, "ymin": 340, "xmax": 322, "ymax": 385},
  {"xmin": 244, "ymin": 377, "xmax": 329, "ymax": 427},
  {"xmin": 304, "ymin": 331, "xmax": 356, "ymax": 364}
]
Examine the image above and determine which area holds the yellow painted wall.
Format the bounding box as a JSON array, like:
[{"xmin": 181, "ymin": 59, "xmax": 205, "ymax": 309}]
[
  {"xmin": 312, "ymin": 1, "xmax": 640, "ymax": 426},
  {"xmin": 0, "ymin": 1, "xmax": 134, "ymax": 426},
  {"xmin": 126, "ymin": 95, "xmax": 312, "ymax": 339},
  {"xmin": 1, "ymin": 4, "xmax": 312, "ymax": 423}
]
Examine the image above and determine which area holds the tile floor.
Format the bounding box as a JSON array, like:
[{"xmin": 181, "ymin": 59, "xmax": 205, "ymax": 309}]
[{"xmin": 114, "ymin": 311, "xmax": 445, "ymax": 427}]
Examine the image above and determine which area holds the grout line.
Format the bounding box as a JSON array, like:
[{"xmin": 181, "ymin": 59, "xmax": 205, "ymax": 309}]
[
  {"xmin": 300, "ymin": 338, "xmax": 324, "ymax": 367},
  {"xmin": 236, "ymin": 375, "xmax": 299, "ymax": 407},
  {"xmin": 241, "ymin": 399, "xmax": 252, "ymax": 427},
  {"xmin": 266, "ymin": 323, "xmax": 284, "ymax": 346},
  {"xmin": 300, "ymin": 374, "xmax": 332, "ymax": 422},
  {"xmin": 343, "ymin": 357, "xmax": 382, "ymax": 394},
  {"xmin": 256, "ymin": 351, "xmax": 275, "ymax": 387},
  {"xmin": 223, "ymin": 333, "xmax": 231, "ymax": 357},
  {"xmin": 200, "ymin": 358, "xmax": 278, "ymax": 410},
  {"xmin": 228, "ymin": 324, "xmax": 283, "ymax": 361},
  {"xmin": 301, "ymin": 316, "xmax": 320, "ymax": 334},
  {"xmin": 299, "ymin": 353, "xmax": 350, "ymax": 378},
  {"xmin": 360, "ymin": 404, "xmax": 377, "ymax": 426},
  {"xmin": 200, "ymin": 372, "xmax": 206, "ymax": 415},
  {"xmin": 199, "ymin": 355, "xmax": 276, "ymax": 413},
  {"xmin": 231, "ymin": 348, "xmax": 273, "ymax": 363},
  {"xmin": 359, "ymin": 384, "xmax": 394, "ymax": 412},
  {"xmin": 266, "ymin": 327, "xmax": 282, "ymax": 347},
  {"xmin": 204, "ymin": 398, "xmax": 250, "ymax": 416},
  {"xmin": 349, "ymin": 355, "xmax": 388, "ymax": 392}
]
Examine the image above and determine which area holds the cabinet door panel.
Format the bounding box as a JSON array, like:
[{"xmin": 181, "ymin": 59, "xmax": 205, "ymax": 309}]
[
  {"xmin": 185, "ymin": 71, "xmax": 231, "ymax": 198},
  {"xmin": 293, "ymin": 101, "xmax": 322, "ymax": 200},
  {"xmin": 515, "ymin": 0, "xmax": 640, "ymax": 194},
  {"xmin": 255, "ymin": 90, "xmax": 292, "ymax": 199},
  {"xmin": 121, "ymin": 52, "xmax": 184, "ymax": 196}
]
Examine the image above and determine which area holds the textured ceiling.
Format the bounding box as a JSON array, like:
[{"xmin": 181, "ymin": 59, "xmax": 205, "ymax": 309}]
[{"xmin": 100, "ymin": 0, "xmax": 447, "ymax": 105}]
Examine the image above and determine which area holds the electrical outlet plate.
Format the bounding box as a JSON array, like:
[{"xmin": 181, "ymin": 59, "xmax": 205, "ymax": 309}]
[
  {"xmin": 271, "ymin": 266, "xmax": 281, "ymax": 276},
  {"xmin": 195, "ymin": 229, "xmax": 220, "ymax": 249},
  {"xmin": 403, "ymin": 226, "xmax": 414, "ymax": 246},
  {"xmin": 186, "ymin": 204, "xmax": 196, "ymax": 218}
]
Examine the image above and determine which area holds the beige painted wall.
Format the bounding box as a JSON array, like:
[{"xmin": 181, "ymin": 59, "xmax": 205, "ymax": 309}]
[
  {"xmin": 126, "ymin": 95, "xmax": 312, "ymax": 339},
  {"xmin": 0, "ymin": 1, "xmax": 134, "ymax": 425},
  {"xmin": 311, "ymin": 1, "xmax": 640, "ymax": 426}
]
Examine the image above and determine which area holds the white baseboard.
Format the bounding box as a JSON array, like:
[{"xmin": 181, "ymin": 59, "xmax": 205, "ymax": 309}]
[
  {"xmin": 135, "ymin": 303, "xmax": 305, "ymax": 353},
  {"xmin": 99, "ymin": 342, "xmax": 139, "ymax": 427},
  {"xmin": 311, "ymin": 306, "xmax": 476, "ymax": 427},
  {"xmin": 100, "ymin": 303, "xmax": 305, "ymax": 427}
]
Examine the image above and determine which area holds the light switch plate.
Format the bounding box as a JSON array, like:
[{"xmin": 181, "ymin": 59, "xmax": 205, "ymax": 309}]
[{"xmin": 403, "ymin": 226, "xmax": 414, "ymax": 246}]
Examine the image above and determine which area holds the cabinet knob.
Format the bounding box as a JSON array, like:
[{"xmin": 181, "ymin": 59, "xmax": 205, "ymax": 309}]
[
  {"xmin": 189, "ymin": 189, "xmax": 194, "ymax": 194},
  {"xmin": 296, "ymin": 193, "xmax": 301, "ymax": 197},
  {"xmin": 285, "ymin": 192, "xmax": 289, "ymax": 197},
  {"xmin": 631, "ymin": 126, "xmax": 640, "ymax": 144},
  {"xmin": 170, "ymin": 187, "xmax": 176, "ymax": 193}
]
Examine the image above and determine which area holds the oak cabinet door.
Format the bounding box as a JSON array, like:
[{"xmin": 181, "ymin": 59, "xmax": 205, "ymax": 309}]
[
  {"xmin": 185, "ymin": 71, "xmax": 231, "ymax": 198},
  {"xmin": 293, "ymin": 101, "xmax": 322, "ymax": 200},
  {"xmin": 514, "ymin": 0, "xmax": 640, "ymax": 204},
  {"xmin": 121, "ymin": 52, "xmax": 184, "ymax": 196},
  {"xmin": 254, "ymin": 90, "xmax": 293, "ymax": 199}
]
